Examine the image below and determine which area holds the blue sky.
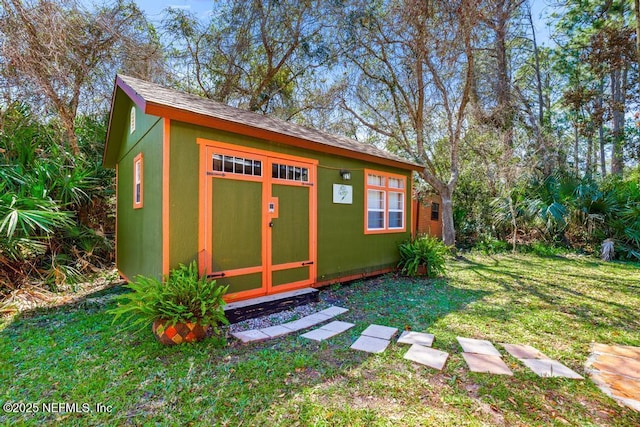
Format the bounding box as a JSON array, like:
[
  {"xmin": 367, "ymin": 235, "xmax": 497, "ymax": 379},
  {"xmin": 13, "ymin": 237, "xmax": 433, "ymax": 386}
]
[{"xmin": 132, "ymin": 0, "xmax": 215, "ymax": 21}]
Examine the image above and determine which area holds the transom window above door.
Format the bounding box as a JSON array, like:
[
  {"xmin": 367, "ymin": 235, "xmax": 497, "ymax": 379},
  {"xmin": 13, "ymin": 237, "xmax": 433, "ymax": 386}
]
[
  {"xmin": 212, "ymin": 154, "xmax": 262, "ymax": 176},
  {"xmin": 271, "ymin": 162, "xmax": 309, "ymax": 182}
]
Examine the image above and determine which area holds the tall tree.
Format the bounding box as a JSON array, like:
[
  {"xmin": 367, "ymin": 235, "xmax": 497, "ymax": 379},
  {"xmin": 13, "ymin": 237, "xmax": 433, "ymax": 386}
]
[
  {"xmin": 163, "ymin": 0, "xmax": 332, "ymax": 119},
  {"xmin": 554, "ymin": 0, "xmax": 637, "ymax": 176},
  {"xmin": 334, "ymin": 0, "xmax": 479, "ymax": 246},
  {"xmin": 0, "ymin": 0, "xmax": 164, "ymax": 155}
]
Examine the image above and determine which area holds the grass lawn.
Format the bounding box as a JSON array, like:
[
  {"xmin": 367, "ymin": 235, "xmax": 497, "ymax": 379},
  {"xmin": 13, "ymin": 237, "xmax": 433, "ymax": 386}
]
[{"xmin": 1, "ymin": 253, "xmax": 640, "ymax": 426}]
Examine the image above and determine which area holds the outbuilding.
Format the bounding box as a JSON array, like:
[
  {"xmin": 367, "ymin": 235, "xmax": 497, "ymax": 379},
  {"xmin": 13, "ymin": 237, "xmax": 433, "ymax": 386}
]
[{"xmin": 103, "ymin": 75, "xmax": 423, "ymax": 302}]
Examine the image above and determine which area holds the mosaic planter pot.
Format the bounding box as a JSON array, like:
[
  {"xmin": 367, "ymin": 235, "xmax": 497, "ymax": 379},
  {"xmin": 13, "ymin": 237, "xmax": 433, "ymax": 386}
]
[
  {"xmin": 416, "ymin": 264, "xmax": 428, "ymax": 276},
  {"xmin": 152, "ymin": 319, "xmax": 209, "ymax": 345}
]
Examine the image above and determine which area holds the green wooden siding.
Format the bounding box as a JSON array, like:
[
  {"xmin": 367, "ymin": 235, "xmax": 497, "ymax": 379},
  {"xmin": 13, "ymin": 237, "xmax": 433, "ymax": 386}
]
[
  {"xmin": 115, "ymin": 108, "xmax": 163, "ymax": 280},
  {"xmin": 168, "ymin": 121, "xmax": 411, "ymax": 283},
  {"xmin": 271, "ymin": 184, "xmax": 309, "ymax": 265},
  {"xmin": 210, "ymin": 179, "xmax": 263, "ymax": 272}
]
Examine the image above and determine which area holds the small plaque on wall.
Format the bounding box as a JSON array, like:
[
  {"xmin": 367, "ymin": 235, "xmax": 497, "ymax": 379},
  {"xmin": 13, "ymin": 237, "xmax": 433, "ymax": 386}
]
[{"xmin": 333, "ymin": 184, "xmax": 353, "ymax": 204}]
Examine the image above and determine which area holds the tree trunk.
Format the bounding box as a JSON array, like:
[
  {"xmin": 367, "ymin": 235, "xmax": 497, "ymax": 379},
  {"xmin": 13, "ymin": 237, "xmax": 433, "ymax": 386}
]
[
  {"xmin": 636, "ymin": 0, "xmax": 640, "ymax": 84},
  {"xmin": 597, "ymin": 93, "xmax": 607, "ymax": 176},
  {"xmin": 611, "ymin": 68, "xmax": 625, "ymax": 175},
  {"xmin": 573, "ymin": 123, "xmax": 580, "ymax": 175},
  {"xmin": 598, "ymin": 123, "xmax": 607, "ymax": 178},
  {"xmin": 439, "ymin": 185, "xmax": 456, "ymax": 248},
  {"xmin": 509, "ymin": 195, "xmax": 517, "ymax": 253},
  {"xmin": 586, "ymin": 134, "xmax": 593, "ymax": 177}
]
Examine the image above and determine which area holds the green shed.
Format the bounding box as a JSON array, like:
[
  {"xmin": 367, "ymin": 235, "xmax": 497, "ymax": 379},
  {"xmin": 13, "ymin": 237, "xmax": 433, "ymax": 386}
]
[{"xmin": 103, "ymin": 75, "xmax": 422, "ymax": 303}]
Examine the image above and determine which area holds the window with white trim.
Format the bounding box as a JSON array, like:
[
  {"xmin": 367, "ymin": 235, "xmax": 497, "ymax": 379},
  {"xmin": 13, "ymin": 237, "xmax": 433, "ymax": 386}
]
[
  {"xmin": 130, "ymin": 107, "xmax": 136, "ymax": 134},
  {"xmin": 365, "ymin": 170, "xmax": 406, "ymax": 233},
  {"xmin": 133, "ymin": 152, "xmax": 143, "ymax": 209}
]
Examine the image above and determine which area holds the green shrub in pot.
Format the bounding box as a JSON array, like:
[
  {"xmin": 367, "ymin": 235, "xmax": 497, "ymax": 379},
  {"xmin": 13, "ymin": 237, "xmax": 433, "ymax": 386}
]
[
  {"xmin": 397, "ymin": 235, "xmax": 448, "ymax": 278},
  {"xmin": 109, "ymin": 261, "xmax": 229, "ymax": 344}
]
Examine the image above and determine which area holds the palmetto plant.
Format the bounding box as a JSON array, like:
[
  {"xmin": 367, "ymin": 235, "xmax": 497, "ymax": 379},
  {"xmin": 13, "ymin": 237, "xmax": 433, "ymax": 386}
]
[
  {"xmin": 490, "ymin": 172, "xmax": 640, "ymax": 260},
  {"xmin": 0, "ymin": 104, "xmax": 114, "ymax": 296}
]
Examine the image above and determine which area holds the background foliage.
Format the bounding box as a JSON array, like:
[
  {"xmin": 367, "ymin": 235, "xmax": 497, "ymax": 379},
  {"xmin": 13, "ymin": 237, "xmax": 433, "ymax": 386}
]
[{"xmin": 0, "ymin": 0, "xmax": 639, "ymax": 300}]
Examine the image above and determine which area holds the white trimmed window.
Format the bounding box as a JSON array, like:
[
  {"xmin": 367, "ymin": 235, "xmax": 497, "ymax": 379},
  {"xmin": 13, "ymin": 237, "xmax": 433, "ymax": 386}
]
[
  {"xmin": 365, "ymin": 170, "xmax": 406, "ymax": 233},
  {"xmin": 130, "ymin": 107, "xmax": 136, "ymax": 134},
  {"xmin": 133, "ymin": 152, "xmax": 143, "ymax": 209}
]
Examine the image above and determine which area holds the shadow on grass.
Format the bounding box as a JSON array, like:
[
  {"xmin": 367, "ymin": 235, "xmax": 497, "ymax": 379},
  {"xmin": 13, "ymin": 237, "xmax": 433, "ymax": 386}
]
[
  {"xmin": 0, "ymin": 274, "xmax": 491, "ymax": 425},
  {"xmin": 450, "ymin": 254, "xmax": 640, "ymax": 344}
]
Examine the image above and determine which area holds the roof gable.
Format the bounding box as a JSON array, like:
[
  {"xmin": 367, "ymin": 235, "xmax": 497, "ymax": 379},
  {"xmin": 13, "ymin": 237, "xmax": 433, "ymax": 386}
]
[{"xmin": 104, "ymin": 74, "xmax": 422, "ymax": 170}]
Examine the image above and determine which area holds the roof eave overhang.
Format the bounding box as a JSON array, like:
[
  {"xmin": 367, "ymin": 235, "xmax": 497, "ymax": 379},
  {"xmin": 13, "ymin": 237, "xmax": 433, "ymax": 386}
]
[
  {"xmin": 103, "ymin": 75, "xmax": 149, "ymax": 168},
  {"xmin": 146, "ymin": 102, "xmax": 422, "ymax": 172}
]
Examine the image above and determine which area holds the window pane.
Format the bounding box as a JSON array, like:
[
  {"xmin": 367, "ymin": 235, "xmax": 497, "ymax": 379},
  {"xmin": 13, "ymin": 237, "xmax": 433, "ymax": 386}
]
[
  {"xmin": 254, "ymin": 160, "xmax": 262, "ymax": 176},
  {"xmin": 388, "ymin": 211, "xmax": 403, "ymax": 228},
  {"xmin": 431, "ymin": 202, "xmax": 440, "ymax": 221},
  {"xmin": 213, "ymin": 154, "xmax": 223, "ymax": 171},
  {"xmin": 367, "ymin": 190, "xmax": 384, "ymax": 209},
  {"xmin": 368, "ymin": 211, "xmax": 384, "ymax": 229},
  {"xmin": 368, "ymin": 174, "xmax": 384, "ymax": 186},
  {"xmin": 244, "ymin": 159, "xmax": 253, "ymax": 175},
  {"xmin": 279, "ymin": 164, "xmax": 287, "ymax": 179},
  {"xmin": 388, "ymin": 177, "xmax": 404, "ymax": 189},
  {"xmin": 302, "ymin": 168, "xmax": 309, "ymax": 182},
  {"xmin": 224, "ymin": 156, "xmax": 234, "ymax": 173},
  {"xmin": 234, "ymin": 157, "xmax": 244, "ymax": 173},
  {"xmin": 135, "ymin": 183, "xmax": 141, "ymax": 204},
  {"xmin": 390, "ymin": 192, "xmax": 404, "ymax": 210},
  {"xmin": 135, "ymin": 161, "xmax": 141, "ymax": 183},
  {"xmin": 287, "ymin": 165, "xmax": 294, "ymax": 180},
  {"xmin": 294, "ymin": 167, "xmax": 301, "ymax": 181}
]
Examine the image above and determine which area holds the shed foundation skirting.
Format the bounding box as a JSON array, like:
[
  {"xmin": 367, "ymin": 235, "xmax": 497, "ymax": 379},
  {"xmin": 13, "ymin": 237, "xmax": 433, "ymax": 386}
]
[{"xmin": 224, "ymin": 288, "xmax": 319, "ymax": 323}]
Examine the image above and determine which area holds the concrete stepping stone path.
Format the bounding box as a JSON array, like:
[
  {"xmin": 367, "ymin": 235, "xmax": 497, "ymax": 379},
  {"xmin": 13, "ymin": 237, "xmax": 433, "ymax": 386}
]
[
  {"xmin": 520, "ymin": 358, "xmax": 583, "ymax": 379},
  {"xmin": 397, "ymin": 331, "xmax": 435, "ymax": 347},
  {"xmin": 501, "ymin": 343, "xmax": 549, "ymax": 360},
  {"xmin": 458, "ymin": 337, "xmax": 513, "ymax": 375},
  {"xmin": 300, "ymin": 321, "xmax": 355, "ymax": 342},
  {"xmin": 350, "ymin": 335, "xmax": 392, "ymax": 353},
  {"xmin": 361, "ymin": 324, "xmax": 399, "ymax": 340},
  {"xmin": 457, "ymin": 337, "xmax": 502, "ymax": 356},
  {"xmin": 462, "ymin": 353, "xmax": 513, "ymax": 376},
  {"xmin": 231, "ymin": 306, "xmax": 348, "ymax": 343},
  {"xmin": 586, "ymin": 343, "xmax": 640, "ymax": 411},
  {"xmin": 350, "ymin": 324, "xmax": 398, "ymax": 354},
  {"xmin": 501, "ymin": 343, "xmax": 584, "ymax": 379},
  {"xmin": 404, "ymin": 344, "xmax": 449, "ymax": 370}
]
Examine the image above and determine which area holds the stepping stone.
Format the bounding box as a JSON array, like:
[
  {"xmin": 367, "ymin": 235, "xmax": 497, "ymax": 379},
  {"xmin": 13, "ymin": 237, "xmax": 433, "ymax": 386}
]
[
  {"xmin": 403, "ymin": 344, "xmax": 449, "ymax": 370},
  {"xmin": 590, "ymin": 353, "xmax": 640, "ymax": 379},
  {"xmin": 520, "ymin": 359, "xmax": 583, "ymax": 379},
  {"xmin": 231, "ymin": 329, "xmax": 270, "ymax": 343},
  {"xmin": 301, "ymin": 328, "xmax": 341, "ymax": 341},
  {"xmin": 317, "ymin": 306, "xmax": 349, "ymax": 317},
  {"xmin": 282, "ymin": 313, "xmax": 331, "ymax": 331},
  {"xmin": 592, "ymin": 343, "xmax": 640, "ymax": 360},
  {"xmin": 457, "ymin": 337, "xmax": 502, "ymax": 357},
  {"xmin": 501, "ymin": 343, "xmax": 550, "ymax": 360},
  {"xmin": 350, "ymin": 335, "xmax": 390, "ymax": 353},
  {"xmin": 590, "ymin": 372, "xmax": 640, "ymax": 412},
  {"xmin": 462, "ymin": 353, "xmax": 513, "ymax": 376},
  {"xmin": 319, "ymin": 320, "xmax": 355, "ymax": 333},
  {"xmin": 397, "ymin": 331, "xmax": 434, "ymax": 347},
  {"xmin": 361, "ymin": 324, "xmax": 398, "ymax": 340},
  {"xmin": 260, "ymin": 325, "xmax": 292, "ymax": 338},
  {"xmin": 300, "ymin": 321, "xmax": 355, "ymax": 342},
  {"xmin": 587, "ymin": 343, "xmax": 640, "ymax": 411}
]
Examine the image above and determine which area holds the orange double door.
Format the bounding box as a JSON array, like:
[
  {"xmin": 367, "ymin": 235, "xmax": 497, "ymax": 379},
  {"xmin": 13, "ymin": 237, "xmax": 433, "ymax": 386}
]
[{"xmin": 198, "ymin": 140, "xmax": 317, "ymax": 301}]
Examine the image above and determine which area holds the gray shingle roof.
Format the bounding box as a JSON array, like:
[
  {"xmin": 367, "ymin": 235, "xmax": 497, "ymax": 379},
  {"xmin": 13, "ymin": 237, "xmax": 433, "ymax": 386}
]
[{"xmin": 117, "ymin": 74, "xmax": 421, "ymax": 169}]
